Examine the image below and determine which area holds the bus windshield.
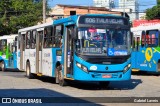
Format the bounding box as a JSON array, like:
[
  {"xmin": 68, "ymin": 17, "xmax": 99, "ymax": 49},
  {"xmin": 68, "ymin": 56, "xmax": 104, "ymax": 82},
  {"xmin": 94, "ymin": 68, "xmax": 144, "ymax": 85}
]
[{"xmin": 76, "ymin": 27, "xmax": 131, "ymax": 56}]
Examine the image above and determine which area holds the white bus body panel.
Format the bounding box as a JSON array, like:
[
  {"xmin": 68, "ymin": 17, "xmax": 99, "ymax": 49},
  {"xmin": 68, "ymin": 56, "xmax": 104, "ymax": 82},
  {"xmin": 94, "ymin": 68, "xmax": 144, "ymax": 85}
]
[{"xmin": 42, "ymin": 48, "xmax": 53, "ymax": 77}]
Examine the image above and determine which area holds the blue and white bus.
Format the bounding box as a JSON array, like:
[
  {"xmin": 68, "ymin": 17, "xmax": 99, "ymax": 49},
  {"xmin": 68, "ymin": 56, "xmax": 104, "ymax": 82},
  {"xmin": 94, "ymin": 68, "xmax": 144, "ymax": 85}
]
[
  {"xmin": 131, "ymin": 24, "xmax": 160, "ymax": 73},
  {"xmin": 0, "ymin": 34, "xmax": 18, "ymax": 71},
  {"xmin": 18, "ymin": 14, "xmax": 131, "ymax": 86}
]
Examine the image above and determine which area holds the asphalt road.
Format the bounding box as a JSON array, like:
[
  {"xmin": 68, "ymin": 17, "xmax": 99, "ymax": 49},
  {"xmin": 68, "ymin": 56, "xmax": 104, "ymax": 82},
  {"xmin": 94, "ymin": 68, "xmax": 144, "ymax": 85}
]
[{"xmin": 0, "ymin": 70, "xmax": 160, "ymax": 106}]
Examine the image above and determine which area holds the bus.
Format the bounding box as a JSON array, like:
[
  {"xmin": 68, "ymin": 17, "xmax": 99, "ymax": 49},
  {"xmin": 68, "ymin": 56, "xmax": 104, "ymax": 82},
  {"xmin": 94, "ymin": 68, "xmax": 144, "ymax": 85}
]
[
  {"xmin": 131, "ymin": 24, "xmax": 160, "ymax": 72},
  {"xmin": 0, "ymin": 34, "xmax": 18, "ymax": 71},
  {"xmin": 18, "ymin": 14, "xmax": 132, "ymax": 86}
]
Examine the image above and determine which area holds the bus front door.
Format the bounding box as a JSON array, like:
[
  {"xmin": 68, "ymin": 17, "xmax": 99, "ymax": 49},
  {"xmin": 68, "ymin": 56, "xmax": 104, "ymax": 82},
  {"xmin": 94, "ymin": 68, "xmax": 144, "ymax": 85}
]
[
  {"xmin": 132, "ymin": 36, "xmax": 140, "ymax": 71},
  {"xmin": 36, "ymin": 31, "xmax": 43, "ymax": 73},
  {"xmin": 64, "ymin": 25, "xmax": 74, "ymax": 78}
]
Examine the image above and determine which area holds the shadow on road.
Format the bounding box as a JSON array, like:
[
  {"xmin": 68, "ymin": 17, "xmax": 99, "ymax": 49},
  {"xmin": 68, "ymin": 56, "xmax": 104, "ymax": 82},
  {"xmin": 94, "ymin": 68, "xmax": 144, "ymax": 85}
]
[
  {"xmin": 132, "ymin": 71, "xmax": 160, "ymax": 76},
  {"xmin": 0, "ymin": 68, "xmax": 23, "ymax": 72},
  {"xmin": 0, "ymin": 71, "xmax": 142, "ymax": 91},
  {"xmin": 0, "ymin": 88, "xmax": 102, "ymax": 105},
  {"xmin": 67, "ymin": 78, "xmax": 142, "ymax": 90}
]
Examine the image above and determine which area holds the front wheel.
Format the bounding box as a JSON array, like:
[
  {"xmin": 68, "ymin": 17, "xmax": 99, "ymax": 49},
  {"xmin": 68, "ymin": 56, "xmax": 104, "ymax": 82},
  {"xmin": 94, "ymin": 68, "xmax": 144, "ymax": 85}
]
[{"xmin": 0, "ymin": 61, "xmax": 5, "ymax": 72}]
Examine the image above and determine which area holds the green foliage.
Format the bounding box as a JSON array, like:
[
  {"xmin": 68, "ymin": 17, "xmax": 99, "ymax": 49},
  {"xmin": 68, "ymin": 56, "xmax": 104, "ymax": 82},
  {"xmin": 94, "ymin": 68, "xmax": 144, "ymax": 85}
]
[
  {"xmin": 157, "ymin": 0, "xmax": 160, "ymax": 5},
  {"xmin": 0, "ymin": 0, "xmax": 50, "ymax": 35},
  {"xmin": 146, "ymin": 5, "xmax": 160, "ymax": 20}
]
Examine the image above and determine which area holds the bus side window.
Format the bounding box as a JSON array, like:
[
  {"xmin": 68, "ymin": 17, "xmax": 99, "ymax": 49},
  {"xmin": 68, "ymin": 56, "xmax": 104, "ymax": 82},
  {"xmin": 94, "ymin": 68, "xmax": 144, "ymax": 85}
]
[
  {"xmin": 146, "ymin": 31, "xmax": 150, "ymax": 46},
  {"xmin": 141, "ymin": 31, "xmax": 145, "ymax": 47},
  {"xmin": 43, "ymin": 26, "xmax": 53, "ymax": 48},
  {"xmin": 146, "ymin": 30, "xmax": 158, "ymax": 47},
  {"xmin": 31, "ymin": 30, "xmax": 36, "ymax": 49},
  {"xmin": 54, "ymin": 25, "xmax": 63, "ymax": 48},
  {"xmin": 26, "ymin": 31, "xmax": 31, "ymax": 49}
]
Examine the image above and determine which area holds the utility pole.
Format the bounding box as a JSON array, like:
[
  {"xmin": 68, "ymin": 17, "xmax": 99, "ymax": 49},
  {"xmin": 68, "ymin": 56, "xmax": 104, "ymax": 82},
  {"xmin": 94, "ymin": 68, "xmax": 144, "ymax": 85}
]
[
  {"xmin": 43, "ymin": 0, "xmax": 46, "ymax": 23},
  {"xmin": 123, "ymin": 0, "xmax": 125, "ymax": 17},
  {"xmin": 135, "ymin": 0, "xmax": 139, "ymax": 19}
]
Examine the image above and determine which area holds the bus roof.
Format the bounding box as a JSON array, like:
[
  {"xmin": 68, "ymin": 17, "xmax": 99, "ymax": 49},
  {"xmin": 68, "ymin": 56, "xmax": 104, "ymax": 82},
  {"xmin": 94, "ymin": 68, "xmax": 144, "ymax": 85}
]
[
  {"xmin": 0, "ymin": 34, "xmax": 18, "ymax": 40},
  {"xmin": 131, "ymin": 24, "xmax": 160, "ymax": 32},
  {"xmin": 18, "ymin": 22, "xmax": 53, "ymax": 33},
  {"xmin": 53, "ymin": 14, "xmax": 126, "ymax": 25}
]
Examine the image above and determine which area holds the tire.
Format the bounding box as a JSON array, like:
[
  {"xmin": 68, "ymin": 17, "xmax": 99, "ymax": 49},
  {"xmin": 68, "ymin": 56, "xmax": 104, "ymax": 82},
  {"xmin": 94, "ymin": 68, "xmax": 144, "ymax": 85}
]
[
  {"xmin": 26, "ymin": 62, "xmax": 34, "ymax": 79},
  {"xmin": 158, "ymin": 62, "xmax": 160, "ymax": 72},
  {"xmin": 99, "ymin": 81, "xmax": 110, "ymax": 88},
  {"xmin": 1, "ymin": 61, "xmax": 5, "ymax": 72},
  {"xmin": 56, "ymin": 65, "xmax": 67, "ymax": 86}
]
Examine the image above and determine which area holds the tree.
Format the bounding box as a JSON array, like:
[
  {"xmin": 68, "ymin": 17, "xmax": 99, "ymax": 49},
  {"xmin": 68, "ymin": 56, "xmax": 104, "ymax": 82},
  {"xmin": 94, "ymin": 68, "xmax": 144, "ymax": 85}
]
[
  {"xmin": 145, "ymin": 5, "xmax": 160, "ymax": 20},
  {"xmin": 157, "ymin": 0, "xmax": 160, "ymax": 5},
  {"xmin": 0, "ymin": 0, "xmax": 50, "ymax": 35}
]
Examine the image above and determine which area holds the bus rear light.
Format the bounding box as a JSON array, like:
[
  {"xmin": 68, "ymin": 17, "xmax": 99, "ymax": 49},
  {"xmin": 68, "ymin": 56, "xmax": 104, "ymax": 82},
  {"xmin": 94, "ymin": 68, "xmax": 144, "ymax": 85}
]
[
  {"xmin": 76, "ymin": 62, "xmax": 88, "ymax": 73},
  {"xmin": 123, "ymin": 64, "xmax": 131, "ymax": 73}
]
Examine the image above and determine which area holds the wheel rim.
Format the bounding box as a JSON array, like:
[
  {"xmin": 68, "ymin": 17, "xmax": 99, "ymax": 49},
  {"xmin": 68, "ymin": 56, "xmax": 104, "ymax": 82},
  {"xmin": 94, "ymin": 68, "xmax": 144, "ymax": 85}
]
[{"xmin": 26, "ymin": 64, "xmax": 30, "ymax": 76}]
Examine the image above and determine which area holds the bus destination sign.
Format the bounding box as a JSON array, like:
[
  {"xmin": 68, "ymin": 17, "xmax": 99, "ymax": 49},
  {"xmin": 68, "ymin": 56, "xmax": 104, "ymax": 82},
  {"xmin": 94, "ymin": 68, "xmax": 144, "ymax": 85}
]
[
  {"xmin": 78, "ymin": 16, "xmax": 128, "ymax": 25},
  {"xmin": 85, "ymin": 18, "xmax": 124, "ymax": 24}
]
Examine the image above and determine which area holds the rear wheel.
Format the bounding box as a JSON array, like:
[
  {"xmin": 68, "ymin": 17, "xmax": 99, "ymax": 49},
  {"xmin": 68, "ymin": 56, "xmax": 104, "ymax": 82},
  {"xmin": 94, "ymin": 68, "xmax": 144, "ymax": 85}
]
[{"xmin": 26, "ymin": 62, "xmax": 34, "ymax": 79}]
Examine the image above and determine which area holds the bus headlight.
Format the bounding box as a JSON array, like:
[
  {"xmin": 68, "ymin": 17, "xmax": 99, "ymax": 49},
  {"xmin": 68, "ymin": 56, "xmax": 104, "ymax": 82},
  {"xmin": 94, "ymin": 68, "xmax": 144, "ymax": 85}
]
[
  {"xmin": 76, "ymin": 62, "xmax": 88, "ymax": 73},
  {"xmin": 123, "ymin": 64, "xmax": 131, "ymax": 73}
]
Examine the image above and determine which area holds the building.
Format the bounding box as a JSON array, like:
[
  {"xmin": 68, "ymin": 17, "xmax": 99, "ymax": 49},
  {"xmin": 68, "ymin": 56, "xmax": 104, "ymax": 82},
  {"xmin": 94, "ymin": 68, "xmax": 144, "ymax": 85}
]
[
  {"xmin": 93, "ymin": 0, "xmax": 115, "ymax": 9},
  {"xmin": 119, "ymin": 0, "xmax": 139, "ymax": 21},
  {"xmin": 46, "ymin": 4, "xmax": 128, "ymax": 22}
]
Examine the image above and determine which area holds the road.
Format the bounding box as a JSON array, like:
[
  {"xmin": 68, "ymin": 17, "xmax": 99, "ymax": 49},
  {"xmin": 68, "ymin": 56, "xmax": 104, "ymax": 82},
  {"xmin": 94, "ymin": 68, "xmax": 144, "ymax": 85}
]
[{"xmin": 0, "ymin": 70, "xmax": 160, "ymax": 106}]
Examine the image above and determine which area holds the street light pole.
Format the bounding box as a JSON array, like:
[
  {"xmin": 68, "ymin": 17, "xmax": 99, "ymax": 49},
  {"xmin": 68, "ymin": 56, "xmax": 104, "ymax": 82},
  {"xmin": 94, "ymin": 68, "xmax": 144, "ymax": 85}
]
[{"xmin": 43, "ymin": 0, "xmax": 46, "ymax": 23}]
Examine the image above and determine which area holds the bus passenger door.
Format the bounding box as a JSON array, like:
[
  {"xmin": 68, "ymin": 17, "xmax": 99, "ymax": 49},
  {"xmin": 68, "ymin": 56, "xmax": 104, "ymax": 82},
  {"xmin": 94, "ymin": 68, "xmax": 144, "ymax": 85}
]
[
  {"xmin": 132, "ymin": 36, "xmax": 140, "ymax": 69},
  {"xmin": 19, "ymin": 34, "xmax": 25, "ymax": 71},
  {"xmin": 36, "ymin": 31, "xmax": 43, "ymax": 73},
  {"xmin": 64, "ymin": 25, "xmax": 75, "ymax": 77}
]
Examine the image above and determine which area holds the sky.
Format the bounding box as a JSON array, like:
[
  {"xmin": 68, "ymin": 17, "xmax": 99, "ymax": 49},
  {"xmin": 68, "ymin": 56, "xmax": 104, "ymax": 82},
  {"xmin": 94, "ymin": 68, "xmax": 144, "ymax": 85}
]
[{"xmin": 48, "ymin": 0, "xmax": 157, "ymax": 12}]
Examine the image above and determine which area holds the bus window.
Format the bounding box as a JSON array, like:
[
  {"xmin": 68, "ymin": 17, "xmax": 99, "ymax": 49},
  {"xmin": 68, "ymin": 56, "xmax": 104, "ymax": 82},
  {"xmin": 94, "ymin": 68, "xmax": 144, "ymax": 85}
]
[
  {"xmin": 133, "ymin": 37, "xmax": 136, "ymax": 51},
  {"xmin": 26, "ymin": 31, "xmax": 31, "ymax": 49},
  {"xmin": 15, "ymin": 36, "xmax": 17, "ymax": 52},
  {"xmin": 54, "ymin": 25, "xmax": 63, "ymax": 47},
  {"xmin": 146, "ymin": 30, "xmax": 158, "ymax": 47},
  {"xmin": 43, "ymin": 26, "xmax": 53, "ymax": 48},
  {"xmin": 31, "ymin": 30, "xmax": 36, "ymax": 49},
  {"xmin": 137, "ymin": 37, "xmax": 140, "ymax": 51},
  {"xmin": 0, "ymin": 39, "xmax": 7, "ymax": 52},
  {"xmin": 38, "ymin": 31, "xmax": 43, "ymax": 51},
  {"xmin": 141, "ymin": 31, "xmax": 145, "ymax": 47}
]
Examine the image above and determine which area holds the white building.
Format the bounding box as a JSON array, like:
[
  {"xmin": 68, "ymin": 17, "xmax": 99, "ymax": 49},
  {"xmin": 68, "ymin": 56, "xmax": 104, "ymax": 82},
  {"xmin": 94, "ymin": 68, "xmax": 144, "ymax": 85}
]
[
  {"xmin": 119, "ymin": 0, "xmax": 139, "ymax": 21},
  {"xmin": 93, "ymin": 0, "xmax": 115, "ymax": 9}
]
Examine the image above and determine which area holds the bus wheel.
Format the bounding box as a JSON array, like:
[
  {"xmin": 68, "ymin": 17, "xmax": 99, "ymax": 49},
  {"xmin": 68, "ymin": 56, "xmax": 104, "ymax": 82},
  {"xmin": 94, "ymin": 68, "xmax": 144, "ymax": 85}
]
[
  {"xmin": 26, "ymin": 62, "xmax": 34, "ymax": 79},
  {"xmin": 158, "ymin": 62, "xmax": 160, "ymax": 72},
  {"xmin": 99, "ymin": 81, "xmax": 110, "ymax": 88},
  {"xmin": 56, "ymin": 66, "xmax": 67, "ymax": 86},
  {"xmin": 1, "ymin": 61, "xmax": 5, "ymax": 72}
]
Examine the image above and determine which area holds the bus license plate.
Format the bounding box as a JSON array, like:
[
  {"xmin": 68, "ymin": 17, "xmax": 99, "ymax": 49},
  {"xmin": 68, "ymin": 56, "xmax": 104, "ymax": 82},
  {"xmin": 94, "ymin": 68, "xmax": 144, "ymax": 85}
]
[{"xmin": 102, "ymin": 74, "xmax": 112, "ymax": 78}]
